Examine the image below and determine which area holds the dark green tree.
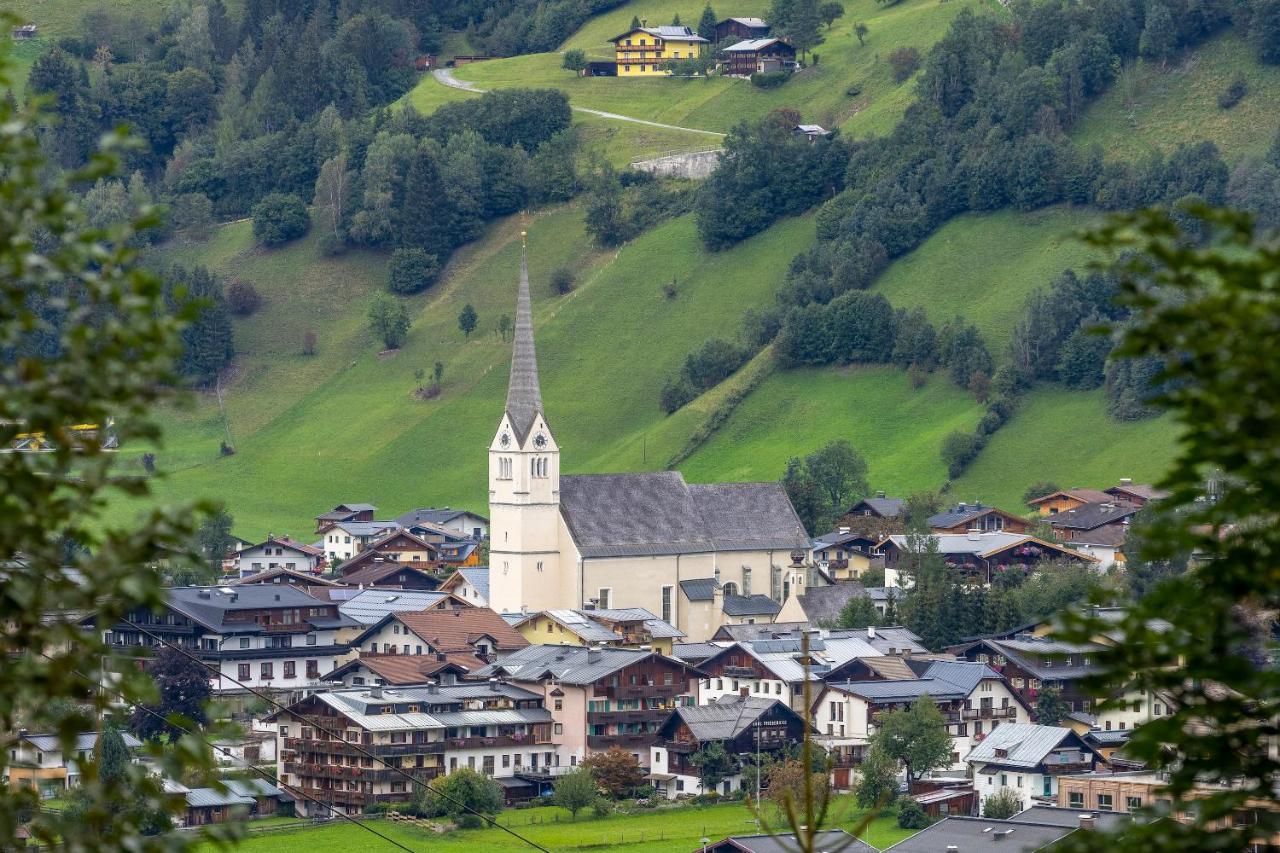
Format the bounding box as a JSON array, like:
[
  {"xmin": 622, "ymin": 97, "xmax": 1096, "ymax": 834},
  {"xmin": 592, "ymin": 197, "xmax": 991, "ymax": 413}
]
[
  {"xmin": 819, "ymin": 1, "xmax": 845, "ymax": 28},
  {"xmin": 458, "ymin": 303, "xmax": 478, "ymax": 339},
  {"xmin": 983, "ymin": 787, "xmax": 1024, "ymax": 819},
  {"xmin": 854, "ymin": 743, "xmax": 897, "ymax": 809},
  {"xmin": 835, "ymin": 595, "xmax": 877, "ymax": 630},
  {"xmin": 1138, "ymin": 1, "xmax": 1177, "ymax": 66},
  {"xmin": 1251, "ymin": 0, "xmax": 1280, "ymax": 64},
  {"xmin": 691, "ymin": 741, "xmax": 738, "ymax": 792},
  {"xmin": 419, "ymin": 768, "xmax": 504, "ymax": 824},
  {"xmin": 854, "ymin": 22, "xmax": 868, "ymax": 45},
  {"xmin": 1034, "ymin": 685, "xmax": 1071, "ymax": 726},
  {"xmin": 130, "ymin": 647, "xmax": 212, "ymax": 742},
  {"xmin": 369, "ymin": 294, "xmax": 410, "ymax": 349},
  {"xmin": 194, "ymin": 508, "xmax": 235, "ymax": 578},
  {"xmin": 251, "ymin": 192, "xmax": 310, "ymax": 246},
  {"xmin": 562, "ymin": 49, "xmax": 587, "ymax": 73},
  {"xmin": 388, "ymin": 248, "xmax": 440, "ymax": 295},
  {"xmin": 698, "ymin": 3, "xmax": 719, "ymax": 41}
]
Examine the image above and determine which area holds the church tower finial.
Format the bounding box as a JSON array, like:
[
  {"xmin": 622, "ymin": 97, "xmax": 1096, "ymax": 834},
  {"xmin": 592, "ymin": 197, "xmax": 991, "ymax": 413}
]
[{"xmin": 504, "ymin": 237, "xmax": 543, "ymax": 444}]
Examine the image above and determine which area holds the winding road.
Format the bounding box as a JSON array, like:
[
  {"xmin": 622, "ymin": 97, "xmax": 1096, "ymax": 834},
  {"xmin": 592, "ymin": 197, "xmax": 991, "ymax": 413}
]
[{"xmin": 431, "ymin": 68, "xmax": 726, "ymax": 138}]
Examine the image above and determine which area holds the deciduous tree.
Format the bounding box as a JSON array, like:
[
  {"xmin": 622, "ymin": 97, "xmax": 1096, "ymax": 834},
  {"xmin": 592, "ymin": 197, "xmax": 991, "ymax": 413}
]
[
  {"xmin": 583, "ymin": 746, "xmax": 645, "ymax": 798},
  {"xmin": 872, "ymin": 695, "xmax": 953, "ymax": 782},
  {"xmin": 552, "ymin": 768, "xmax": 597, "ymax": 819}
]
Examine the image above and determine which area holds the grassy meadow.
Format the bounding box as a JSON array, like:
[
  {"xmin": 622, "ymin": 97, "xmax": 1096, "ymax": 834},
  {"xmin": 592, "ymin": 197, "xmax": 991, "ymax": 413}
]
[{"xmin": 199, "ymin": 801, "xmax": 915, "ymax": 853}]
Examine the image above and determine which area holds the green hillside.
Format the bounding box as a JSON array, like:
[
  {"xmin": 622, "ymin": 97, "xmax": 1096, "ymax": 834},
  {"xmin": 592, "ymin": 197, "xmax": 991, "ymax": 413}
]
[
  {"xmin": 874, "ymin": 206, "xmax": 1102, "ymax": 359},
  {"xmin": 414, "ymin": 0, "xmax": 1000, "ymax": 137},
  {"xmin": 1072, "ymin": 32, "xmax": 1280, "ymax": 163},
  {"xmin": 127, "ymin": 207, "xmax": 815, "ymax": 539},
  {"xmin": 951, "ymin": 388, "xmax": 1181, "ymax": 509}
]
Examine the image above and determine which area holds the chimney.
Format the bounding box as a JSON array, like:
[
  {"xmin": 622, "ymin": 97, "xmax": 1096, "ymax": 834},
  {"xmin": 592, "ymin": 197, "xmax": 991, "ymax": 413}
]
[
  {"xmin": 1079, "ymin": 813, "xmax": 1096, "ymax": 830},
  {"xmin": 838, "ymin": 526, "xmax": 850, "ymax": 535},
  {"xmin": 967, "ymin": 528, "xmax": 981, "ymax": 541},
  {"xmin": 876, "ymin": 490, "xmax": 886, "ymax": 499},
  {"xmin": 739, "ymin": 686, "xmax": 749, "ymax": 697},
  {"xmin": 587, "ymin": 648, "xmax": 603, "ymax": 663},
  {"xmin": 867, "ymin": 626, "xmax": 876, "ymax": 640},
  {"xmin": 274, "ymin": 593, "xmax": 281, "ymax": 601},
  {"xmin": 370, "ymin": 686, "xmax": 383, "ymax": 698},
  {"xmin": 958, "ymin": 502, "xmax": 967, "ymax": 511},
  {"xmin": 947, "ymin": 847, "xmax": 959, "ymax": 853},
  {"xmin": 1120, "ymin": 477, "xmax": 1132, "ymax": 486},
  {"xmin": 427, "ymin": 683, "xmax": 439, "ymax": 694}
]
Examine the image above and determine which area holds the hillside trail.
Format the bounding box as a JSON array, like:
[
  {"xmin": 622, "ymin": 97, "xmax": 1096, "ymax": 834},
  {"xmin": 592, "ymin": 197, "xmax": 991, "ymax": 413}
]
[{"xmin": 431, "ymin": 68, "xmax": 726, "ymax": 137}]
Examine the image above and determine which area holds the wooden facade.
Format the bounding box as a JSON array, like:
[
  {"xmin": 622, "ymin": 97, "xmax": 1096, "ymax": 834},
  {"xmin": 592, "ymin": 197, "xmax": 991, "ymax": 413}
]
[
  {"xmin": 714, "ymin": 18, "xmax": 770, "ymax": 42},
  {"xmin": 722, "ymin": 39, "xmax": 795, "ymax": 76},
  {"xmin": 585, "ymin": 656, "xmax": 699, "ymax": 752},
  {"xmin": 656, "ymin": 700, "xmax": 802, "ymax": 779}
]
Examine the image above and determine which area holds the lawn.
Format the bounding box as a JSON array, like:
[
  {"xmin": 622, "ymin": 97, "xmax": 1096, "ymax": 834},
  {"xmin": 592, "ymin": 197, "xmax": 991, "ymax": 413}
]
[
  {"xmin": 117, "ymin": 208, "xmax": 815, "ymax": 539},
  {"xmin": 1071, "ymin": 32, "xmax": 1280, "ymax": 163},
  {"xmin": 198, "ymin": 800, "xmax": 915, "ymax": 852},
  {"xmin": 951, "ymin": 387, "xmax": 1181, "ymax": 509},
  {"xmin": 679, "ymin": 365, "xmax": 985, "ymax": 493},
  {"xmin": 406, "ymin": 0, "xmax": 1003, "ymax": 138},
  {"xmin": 873, "ymin": 206, "xmax": 1103, "ymax": 359}
]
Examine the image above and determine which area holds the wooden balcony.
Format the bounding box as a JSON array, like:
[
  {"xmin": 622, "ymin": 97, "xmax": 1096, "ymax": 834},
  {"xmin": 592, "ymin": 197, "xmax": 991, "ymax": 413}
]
[
  {"xmin": 587, "ymin": 709, "xmax": 671, "ymax": 725},
  {"xmin": 587, "ymin": 732, "xmax": 658, "ymax": 749},
  {"xmin": 604, "ymin": 683, "xmax": 685, "ymax": 700},
  {"xmin": 445, "ymin": 733, "xmax": 549, "ymax": 750},
  {"xmin": 1045, "ymin": 760, "xmax": 1094, "ymax": 774},
  {"xmin": 962, "ymin": 706, "xmax": 1017, "ymax": 721},
  {"xmin": 294, "ymin": 786, "xmax": 365, "ymax": 806}
]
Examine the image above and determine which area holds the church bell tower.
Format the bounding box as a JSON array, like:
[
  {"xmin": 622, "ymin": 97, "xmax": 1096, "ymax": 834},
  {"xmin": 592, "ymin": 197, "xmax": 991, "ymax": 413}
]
[{"xmin": 487, "ymin": 234, "xmax": 562, "ymax": 615}]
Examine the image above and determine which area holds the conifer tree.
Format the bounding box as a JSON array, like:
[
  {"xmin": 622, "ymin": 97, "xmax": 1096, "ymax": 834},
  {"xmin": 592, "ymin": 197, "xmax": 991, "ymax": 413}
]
[{"xmin": 698, "ymin": 3, "xmax": 719, "ymax": 41}]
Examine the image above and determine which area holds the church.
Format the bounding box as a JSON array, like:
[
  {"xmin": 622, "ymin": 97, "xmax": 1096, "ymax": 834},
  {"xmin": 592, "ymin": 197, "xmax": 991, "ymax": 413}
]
[{"xmin": 487, "ymin": 240, "xmax": 811, "ymax": 642}]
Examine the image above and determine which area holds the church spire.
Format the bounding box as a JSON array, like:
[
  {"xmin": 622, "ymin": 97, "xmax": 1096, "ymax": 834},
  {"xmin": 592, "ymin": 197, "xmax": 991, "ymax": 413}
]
[{"xmin": 505, "ymin": 233, "xmax": 543, "ymax": 443}]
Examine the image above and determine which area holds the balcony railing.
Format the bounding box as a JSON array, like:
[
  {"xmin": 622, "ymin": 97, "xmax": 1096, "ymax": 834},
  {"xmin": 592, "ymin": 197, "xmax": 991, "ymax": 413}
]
[
  {"xmin": 962, "ymin": 706, "xmax": 1017, "ymax": 721},
  {"xmin": 605, "ymin": 684, "xmax": 685, "ymax": 699},
  {"xmin": 587, "ymin": 733, "xmax": 657, "ymax": 749},
  {"xmin": 587, "ymin": 709, "xmax": 672, "ymax": 724},
  {"xmin": 1046, "ymin": 760, "xmax": 1094, "ymax": 774},
  {"xmin": 445, "ymin": 734, "xmax": 549, "ymax": 750},
  {"xmin": 294, "ymin": 786, "xmax": 366, "ymax": 806},
  {"xmin": 723, "ymin": 666, "xmax": 761, "ymax": 678}
]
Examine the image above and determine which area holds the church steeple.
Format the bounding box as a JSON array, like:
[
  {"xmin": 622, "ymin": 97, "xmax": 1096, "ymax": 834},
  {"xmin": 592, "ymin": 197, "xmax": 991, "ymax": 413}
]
[{"xmin": 505, "ymin": 235, "xmax": 544, "ymax": 444}]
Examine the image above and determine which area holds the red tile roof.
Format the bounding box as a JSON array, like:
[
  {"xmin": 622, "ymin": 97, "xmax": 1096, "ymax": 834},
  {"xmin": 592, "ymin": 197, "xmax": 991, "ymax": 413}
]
[{"xmin": 397, "ymin": 608, "xmax": 529, "ymax": 653}]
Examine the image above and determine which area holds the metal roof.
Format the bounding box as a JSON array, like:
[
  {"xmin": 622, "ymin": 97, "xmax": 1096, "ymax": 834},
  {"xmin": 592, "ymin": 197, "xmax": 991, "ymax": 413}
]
[
  {"xmin": 457, "ymin": 568, "xmax": 489, "ymax": 600},
  {"xmin": 430, "ymin": 708, "xmax": 552, "ymax": 727},
  {"xmin": 882, "ymin": 816, "xmax": 1075, "ymax": 852},
  {"xmin": 965, "ymin": 724, "xmax": 1079, "ymax": 768},
  {"xmin": 337, "ymin": 590, "xmax": 453, "ymax": 624},
  {"xmin": 723, "ymin": 37, "xmax": 782, "ymax": 51},
  {"xmin": 328, "ymin": 520, "xmax": 402, "ymax": 537},
  {"xmin": 680, "ymin": 578, "xmax": 719, "ymax": 601},
  {"xmin": 473, "ymin": 644, "xmax": 689, "ymax": 685},
  {"xmin": 184, "ymin": 787, "xmax": 256, "ymax": 808},
  {"xmin": 669, "ymin": 696, "xmax": 788, "ymax": 741},
  {"xmin": 1013, "ymin": 805, "xmax": 1129, "ymax": 831},
  {"xmin": 670, "ymin": 642, "xmax": 725, "ymax": 663},
  {"xmin": 721, "ymin": 594, "xmax": 782, "ymax": 617},
  {"xmin": 712, "ymin": 830, "xmax": 875, "ymax": 853},
  {"xmin": 22, "ymin": 731, "xmax": 142, "ymax": 753}
]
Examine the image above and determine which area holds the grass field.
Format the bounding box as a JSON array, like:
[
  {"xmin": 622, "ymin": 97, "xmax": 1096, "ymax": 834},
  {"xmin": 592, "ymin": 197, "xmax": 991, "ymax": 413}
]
[
  {"xmin": 874, "ymin": 206, "xmax": 1103, "ymax": 360},
  {"xmin": 122, "ymin": 207, "xmax": 816, "ymax": 539},
  {"xmin": 406, "ymin": 0, "xmax": 1001, "ymax": 138},
  {"xmin": 951, "ymin": 387, "xmax": 1182, "ymax": 509},
  {"xmin": 1071, "ymin": 33, "xmax": 1280, "ymax": 163},
  {"xmin": 199, "ymin": 801, "xmax": 914, "ymax": 852}
]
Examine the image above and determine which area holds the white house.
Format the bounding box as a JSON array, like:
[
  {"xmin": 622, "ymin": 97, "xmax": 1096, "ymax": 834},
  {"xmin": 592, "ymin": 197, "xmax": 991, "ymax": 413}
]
[
  {"xmin": 7, "ymin": 731, "xmax": 143, "ymax": 795},
  {"xmin": 234, "ymin": 536, "xmax": 324, "ymax": 577},
  {"xmin": 812, "ymin": 660, "xmax": 1031, "ymax": 772},
  {"xmin": 438, "ymin": 567, "xmax": 491, "ymax": 608},
  {"xmin": 398, "ymin": 507, "xmax": 490, "ymax": 540},
  {"xmin": 965, "ymin": 724, "xmax": 1105, "ymax": 808},
  {"xmin": 320, "ymin": 520, "xmax": 402, "ymax": 563}
]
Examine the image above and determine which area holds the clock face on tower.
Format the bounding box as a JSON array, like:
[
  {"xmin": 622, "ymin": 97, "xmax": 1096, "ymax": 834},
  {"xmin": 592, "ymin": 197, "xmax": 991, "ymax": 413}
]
[
  {"xmin": 533, "ymin": 432, "xmax": 548, "ymax": 449},
  {"xmin": 499, "ymin": 432, "xmax": 511, "ymax": 448}
]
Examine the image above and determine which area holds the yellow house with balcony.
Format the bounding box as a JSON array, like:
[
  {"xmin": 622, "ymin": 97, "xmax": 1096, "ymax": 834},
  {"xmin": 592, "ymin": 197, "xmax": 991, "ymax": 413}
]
[{"xmin": 609, "ymin": 24, "xmax": 710, "ymax": 76}]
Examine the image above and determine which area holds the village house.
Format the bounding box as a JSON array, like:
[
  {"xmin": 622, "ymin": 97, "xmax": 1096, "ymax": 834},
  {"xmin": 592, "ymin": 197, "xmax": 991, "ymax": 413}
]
[
  {"xmin": 91, "ymin": 586, "xmax": 359, "ymax": 701},
  {"xmin": 180, "ymin": 779, "xmax": 287, "ymax": 826},
  {"xmin": 809, "ymin": 530, "xmax": 882, "ymax": 580},
  {"xmin": 812, "ymin": 660, "xmax": 1032, "ymax": 783},
  {"xmin": 473, "ymin": 644, "xmax": 700, "ymax": 768},
  {"xmin": 1105, "ymin": 479, "xmax": 1168, "ymax": 506},
  {"xmin": 714, "ymin": 16, "xmax": 770, "ymax": 41},
  {"xmin": 514, "ymin": 608, "xmax": 684, "ymax": 655},
  {"xmin": 880, "ymin": 531, "xmax": 1097, "ymax": 587},
  {"xmin": 438, "ymin": 567, "xmax": 490, "ymax": 607},
  {"xmin": 709, "ymin": 623, "xmax": 928, "ymax": 656},
  {"xmin": 949, "ymin": 635, "xmax": 1104, "ymax": 715},
  {"xmin": 965, "ymin": 723, "xmax": 1105, "ymax": 808},
  {"xmin": 927, "ymin": 502, "xmax": 1030, "ymax": 535},
  {"xmin": 648, "ymin": 695, "xmax": 804, "ymax": 798},
  {"xmin": 314, "ymin": 503, "xmax": 377, "ymax": 534},
  {"xmin": 486, "ymin": 250, "xmax": 807, "ymax": 638},
  {"xmin": 396, "ymin": 507, "xmax": 489, "ymax": 539},
  {"xmin": 327, "ymin": 653, "xmax": 478, "ymax": 688},
  {"xmin": 274, "ymin": 681, "xmax": 554, "ymax": 814},
  {"xmin": 352, "ymin": 607, "xmax": 528, "ymax": 662},
  {"xmin": 336, "ymin": 529, "xmax": 440, "ymax": 574},
  {"xmin": 610, "ymin": 24, "xmax": 709, "ymax": 76},
  {"xmin": 331, "ymin": 588, "xmax": 467, "ymax": 626},
  {"xmin": 235, "ymin": 536, "xmax": 324, "ymax": 578},
  {"xmin": 721, "ymin": 38, "xmax": 796, "ymax": 75},
  {"xmin": 321, "ymin": 520, "xmax": 402, "ymax": 563},
  {"xmin": 6, "ymin": 731, "xmax": 142, "ymax": 796},
  {"xmin": 1049, "ymin": 501, "xmax": 1139, "ymax": 568},
  {"xmin": 337, "ymin": 560, "xmax": 442, "ymax": 590},
  {"xmin": 232, "ymin": 567, "xmax": 339, "ymax": 588},
  {"xmin": 1027, "ymin": 488, "xmax": 1117, "ymax": 516}
]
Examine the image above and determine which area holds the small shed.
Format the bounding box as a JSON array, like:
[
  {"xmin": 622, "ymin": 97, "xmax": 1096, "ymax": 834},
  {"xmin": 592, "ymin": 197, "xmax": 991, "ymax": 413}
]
[
  {"xmin": 11, "ymin": 24, "xmax": 37, "ymax": 40},
  {"xmin": 793, "ymin": 124, "xmax": 831, "ymax": 142},
  {"xmin": 581, "ymin": 60, "xmax": 618, "ymax": 77},
  {"xmin": 913, "ymin": 785, "xmax": 977, "ymax": 818}
]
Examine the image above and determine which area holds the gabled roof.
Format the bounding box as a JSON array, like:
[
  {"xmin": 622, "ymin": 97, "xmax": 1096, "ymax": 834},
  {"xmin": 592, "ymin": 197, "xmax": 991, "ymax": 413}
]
[
  {"xmin": 233, "ymin": 567, "xmax": 338, "ymax": 586},
  {"xmin": 1106, "ymin": 483, "xmax": 1168, "ymax": 502},
  {"xmin": 396, "ymin": 507, "xmax": 489, "ymax": 527},
  {"xmin": 166, "ymin": 586, "xmax": 332, "ymax": 633},
  {"xmin": 440, "ymin": 567, "xmax": 490, "ymax": 600},
  {"xmin": 471, "ymin": 644, "xmax": 695, "ymax": 685},
  {"xmin": 965, "ymin": 723, "xmax": 1093, "ymax": 768},
  {"xmin": 723, "ymin": 37, "xmax": 787, "ymax": 51},
  {"xmin": 883, "ymin": 532, "xmax": 1098, "ymax": 563},
  {"xmin": 812, "ymin": 530, "xmax": 881, "ymax": 549},
  {"xmin": 822, "ymin": 660, "xmax": 1007, "ymax": 704},
  {"xmin": 327, "ymin": 652, "xmax": 478, "ymax": 684},
  {"xmin": 560, "ymin": 474, "xmax": 805, "ymax": 558},
  {"xmin": 610, "ymin": 24, "xmax": 709, "ymax": 42},
  {"xmin": 337, "ymin": 589, "xmax": 464, "ymax": 624},
  {"xmin": 389, "ymin": 608, "xmax": 528, "ymax": 652},
  {"xmin": 1027, "ymin": 488, "xmax": 1115, "ymax": 507},
  {"xmin": 246, "ymin": 536, "xmax": 323, "ymax": 557},
  {"xmin": 721, "ymin": 16, "xmax": 769, "ymax": 27},
  {"xmin": 1048, "ymin": 501, "xmax": 1138, "ymax": 531},
  {"xmin": 846, "ymin": 496, "xmax": 905, "ymax": 518},
  {"xmin": 327, "ymin": 520, "xmax": 402, "ymax": 538},
  {"xmin": 926, "ymin": 503, "xmax": 1021, "ymax": 529},
  {"xmin": 790, "ymin": 583, "xmax": 867, "ymax": 626},
  {"xmin": 339, "ymin": 561, "xmax": 442, "ymax": 589},
  {"xmin": 525, "ymin": 607, "xmax": 685, "ymax": 641},
  {"xmin": 663, "ymin": 695, "xmax": 798, "ymax": 742},
  {"xmin": 21, "ymin": 731, "xmax": 142, "ymax": 753},
  {"xmin": 670, "ymin": 642, "xmax": 726, "ymax": 664},
  {"xmin": 973, "ymin": 635, "xmax": 1104, "ymax": 681}
]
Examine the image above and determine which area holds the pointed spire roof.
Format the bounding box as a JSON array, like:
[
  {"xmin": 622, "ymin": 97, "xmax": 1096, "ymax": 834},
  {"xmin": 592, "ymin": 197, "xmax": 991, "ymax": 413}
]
[{"xmin": 505, "ymin": 236, "xmax": 544, "ymax": 443}]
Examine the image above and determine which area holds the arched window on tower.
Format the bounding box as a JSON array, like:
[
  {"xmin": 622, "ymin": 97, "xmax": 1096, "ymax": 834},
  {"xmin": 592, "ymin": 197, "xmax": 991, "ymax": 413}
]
[{"xmin": 722, "ymin": 582, "xmax": 739, "ymax": 597}]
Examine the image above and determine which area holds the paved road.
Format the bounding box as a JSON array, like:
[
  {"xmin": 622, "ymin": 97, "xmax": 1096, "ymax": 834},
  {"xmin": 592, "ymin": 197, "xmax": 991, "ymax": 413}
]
[{"xmin": 431, "ymin": 68, "xmax": 726, "ymax": 137}]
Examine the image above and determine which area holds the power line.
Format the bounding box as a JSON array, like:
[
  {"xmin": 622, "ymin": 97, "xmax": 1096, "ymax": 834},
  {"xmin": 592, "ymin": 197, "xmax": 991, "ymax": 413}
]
[
  {"xmin": 40, "ymin": 653, "xmax": 421, "ymax": 853},
  {"xmin": 117, "ymin": 616, "xmax": 551, "ymax": 852}
]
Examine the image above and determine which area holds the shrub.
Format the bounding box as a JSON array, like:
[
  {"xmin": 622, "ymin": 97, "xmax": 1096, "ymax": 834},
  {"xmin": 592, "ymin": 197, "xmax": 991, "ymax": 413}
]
[
  {"xmin": 303, "ymin": 330, "xmax": 317, "ymax": 356},
  {"xmin": 897, "ymin": 798, "xmax": 932, "ymax": 829},
  {"xmin": 1217, "ymin": 73, "xmax": 1248, "ymax": 109},
  {"xmin": 563, "ymin": 48, "xmax": 587, "ymax": 73},
  {"xmin": 550, "ymin": 266, "xmax": 576, "ymax": 295},
  {"xmin": 888, "ymin": 47, "xmax": 921, "ymax": 82},
  {"xmin": 751, "ymin": 70, "xmax": 790, "ymax": 88},
  {"xmin": 590, "ymin": 797, "xmax": 614, "ymax": 818},
  {"xmin": 983, "ymin": 787, "xmax": 1024, "ymax": 819},
  {"xmin": 388, "ymin": 248, "xmax": 440, "ymax": 295},
  {"xmin": 250, "ymin": 192, "xmax": 310, "ymax": 247},
  {"xmin": 226, "ymin": 279, "xmax": 261, "ymax": 316},
  {"xmin": 941, "ymin": 429, "xmax": 985, "ymax": 479},
  {"xmin": 1022, "ymin": 481, "xmax": 1060, "ymax": 504}
]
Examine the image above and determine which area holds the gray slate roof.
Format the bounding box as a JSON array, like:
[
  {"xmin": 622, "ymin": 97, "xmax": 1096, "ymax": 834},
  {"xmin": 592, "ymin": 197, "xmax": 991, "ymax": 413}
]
[
  {"xmin": 964, "ymin": 724, "xmax": 1078, "ymax": 768},
  {"xmin": 396, "ymin": 508, "xmax": 488, "ymax": 527},
  {"xmin": 722, "ymin": 593, "xmax": 782, "ymax": 617},
  {"xmin": 983, "ymin": 636, "xmax": 1104, "ymax": 681},
  {"xmin": 473, "ymin": 644, "xmax": 690, "ymax": 685},
  {"xmin": 792, "ymin": 583, "xmax": 867, "ymax": 626},
  {"xmin": 337, "ymin": 589, "xmax": 454, "ymax": 625},
  {"xmin": 848, "ymin": 496, "xmax": 905, "ymax": 517},
  {"xmin": 670, "ymin": 642, "xmax": 725, "ymax": 663},
  {"xmin": 328, "ymin": 520, "xmax": 402, "ymax": 538},
  {"xmin": 882, "ymin": 816, "xmax": 1076, "ymax": 852},
  {"xmin": 670, "ymin": 695, "xmax": 785, "ymax": 741},
  {"xmin": 827, "ymin": 661, "xmax": 1003, "ymax": 703},
  {"xmin": 457, "ymin": 567, "xmax": 489, "ymax": 600},
  {"xmin": 505, "ymin": 247, "xmax": 544, "ymax": 444},
  {"xmin": 560, "ymin": 474, "xmax": 805, "ymax": 558},
  {"xmin": 168, "ymin": 586, "xmax": 328, "ymax": 633},
  {"xmin": 1013, "ymin": 805, "xmax": 1128, "ymax": 831},
  {"xmin": 680, "ymin": 577, "xmax": 720, "ymax": 601},
  {"xmin": 1049, "ymin": 502, "xmax": 1138, "ymax": 531},
  {"xmin": 22, "ymin": 731, "xmax": 142, "ymax": 753},
  {"xmin": 927, "ymin": 503, "xmax": 1000, "ymax": 528}
]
